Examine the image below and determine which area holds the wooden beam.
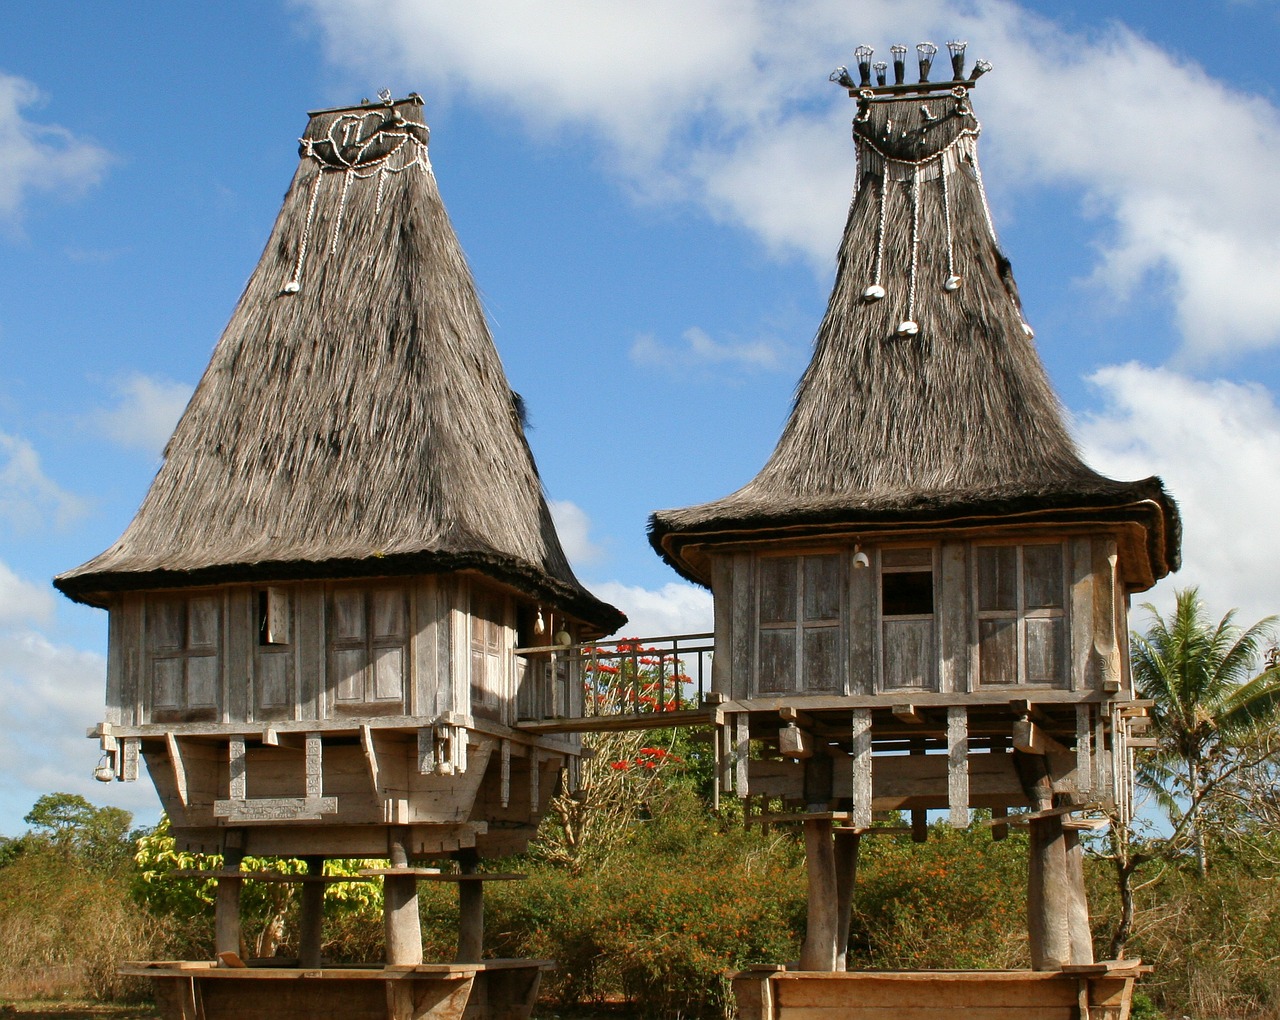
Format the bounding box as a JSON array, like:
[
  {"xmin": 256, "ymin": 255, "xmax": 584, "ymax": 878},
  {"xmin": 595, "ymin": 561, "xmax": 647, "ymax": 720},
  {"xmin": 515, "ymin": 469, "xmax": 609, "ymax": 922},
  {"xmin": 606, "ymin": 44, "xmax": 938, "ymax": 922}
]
[
  {"xmin": 1013, "ymin": 717, "xmax": 1069, "ymax": 756},
  {"xmin": 891, "ymin": 704, "xmax": 926, "ymax": 725},
  {"xmin": 360, "ymin": 724, "xmax": 381, "ymax": 797},
  {"xmin": 165, "ymin": 732, "xmax": 189, "ymax": 809}
]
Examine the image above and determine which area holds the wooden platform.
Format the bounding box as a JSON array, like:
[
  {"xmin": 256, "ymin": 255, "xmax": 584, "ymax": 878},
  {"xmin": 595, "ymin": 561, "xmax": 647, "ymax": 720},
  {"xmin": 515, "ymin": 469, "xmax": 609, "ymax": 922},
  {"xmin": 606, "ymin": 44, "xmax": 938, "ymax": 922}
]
[
  {"xmin": 122, "ymin": 959, "xmax": 551, "ymax": 1020},
  {"xmin": 733, "ymin": 964, "xmax": 1145, "ymax": 1020}
]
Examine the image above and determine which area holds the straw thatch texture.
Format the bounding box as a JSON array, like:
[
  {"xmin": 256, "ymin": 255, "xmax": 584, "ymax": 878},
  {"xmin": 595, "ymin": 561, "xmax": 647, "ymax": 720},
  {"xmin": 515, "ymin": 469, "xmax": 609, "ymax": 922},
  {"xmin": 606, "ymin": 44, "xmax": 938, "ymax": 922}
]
[
  {"xmin": 57, "ymin": 97, "xmax": 623, "ymax": 633},
  {"xmin": 650, "ymin": 90, "xmax": 1179, "ymax": 585}
]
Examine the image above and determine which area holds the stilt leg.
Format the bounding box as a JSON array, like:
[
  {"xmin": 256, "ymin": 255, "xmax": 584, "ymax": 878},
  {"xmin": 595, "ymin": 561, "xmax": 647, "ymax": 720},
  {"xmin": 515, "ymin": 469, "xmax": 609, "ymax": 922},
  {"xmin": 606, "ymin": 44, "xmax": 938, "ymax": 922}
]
[
  {"xmin": 299, "ymin": 855, "xmax": 325, "ymax": 969},
  {"xmin": 1028, "ymin": 815, "xmax": 1072, "ymax": 970},
  {"xmin": 800, "ymin": 819, "xmax": 839, "ymax": 971},
  {"xmin": 1064, "ymin": 827, "xmax": 1094, "ymax": 965},
  {"xmin": 456, "ymin": 848, "xmax": 484, "ymax": 963},
  {"xmin": 834, "ymin": 831, "xmax": 861, "ymax": 972},
  {"xmin": 215, "ymin": 835, "xmax": 244, "ymax": 961},
  {"xmin": 384, "ymin": 828, "xmax": 423, "ymax": 966}
]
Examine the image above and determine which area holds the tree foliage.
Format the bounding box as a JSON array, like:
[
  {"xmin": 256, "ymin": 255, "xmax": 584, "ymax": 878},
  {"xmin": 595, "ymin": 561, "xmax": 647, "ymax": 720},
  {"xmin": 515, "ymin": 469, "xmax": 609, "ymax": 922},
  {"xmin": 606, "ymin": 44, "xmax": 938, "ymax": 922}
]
[{"xmin": 1130, "ymin": 587, "xmax": 1280, "ymax": 875}]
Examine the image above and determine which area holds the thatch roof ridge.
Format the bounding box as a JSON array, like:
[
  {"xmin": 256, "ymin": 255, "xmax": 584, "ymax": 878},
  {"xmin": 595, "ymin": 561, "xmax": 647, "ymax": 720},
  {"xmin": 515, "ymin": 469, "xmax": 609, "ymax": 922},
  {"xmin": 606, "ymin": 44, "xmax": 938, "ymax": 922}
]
[
  {"xmin": 57, "ymin": 97, "xmax": 624, "ymax": 634},
  {"xmin": 650, "ymin": 87, "xmax": 1179, "ymax": 585}
]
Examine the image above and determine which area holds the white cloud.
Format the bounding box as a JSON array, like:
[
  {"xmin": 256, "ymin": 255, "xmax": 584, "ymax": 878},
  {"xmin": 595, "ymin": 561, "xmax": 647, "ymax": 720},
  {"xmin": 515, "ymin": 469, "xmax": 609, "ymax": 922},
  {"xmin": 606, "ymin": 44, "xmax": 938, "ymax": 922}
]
[
  {"xmin": 1076, "ymin": 362, "xmax": 1280, "ymax": 629},
  {"xmin": 0, "ymin": 560, "xmax": 54, "ymax": 625},
  {"xmin": 294, "ymin": 1, "xmax": 1280, "ymax": 360},
  {"xmin": 631, "ymin": 326, "xmax": 789, "ymax": 374},
  {"xmin": 0, "ymin": 72, "xmax": 110, "ymax": 224},
  {"xmin": 590, "ymin": 579, "xmax": 713, "ymax": 639},
  {"xmin": 549, "ymin": 498, "xmax": 605, "ymax": 566},
  {"xmin": 0, "ymin": 623, "xmax": 161, "ymax": 832},
  {"xmin": 90, "ymin": 373, "xmax": 193, "ymax": 457},
  {"xmin": 0, "ymin": 431, "xmax": 88, "ymax": 532}
]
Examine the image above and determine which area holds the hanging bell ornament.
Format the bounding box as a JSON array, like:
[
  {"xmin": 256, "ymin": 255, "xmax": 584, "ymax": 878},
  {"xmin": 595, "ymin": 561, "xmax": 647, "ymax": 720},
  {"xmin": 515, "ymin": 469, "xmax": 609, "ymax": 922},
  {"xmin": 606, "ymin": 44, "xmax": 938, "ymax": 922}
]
[
  {"xmin": 94, "ymin": 753, "xmax": 115, "ymax": 783},
  {"xmin": 944, "ymin": 275, "xmax": 962, "ymax": 292},
  {"xmin": 1021, "ymin": 322, "xmax": 1035, "ymax": 338},
  {"xmin": 534, "ymin": 608, "xmax": 546, "ymax": 636},
  {"xmin": 862, "ymin": 284, "xmax": 886, "ymax": 301},
  {"xmin": 896, "ymin": 320, "xmax": 919, "ymax": 336}
]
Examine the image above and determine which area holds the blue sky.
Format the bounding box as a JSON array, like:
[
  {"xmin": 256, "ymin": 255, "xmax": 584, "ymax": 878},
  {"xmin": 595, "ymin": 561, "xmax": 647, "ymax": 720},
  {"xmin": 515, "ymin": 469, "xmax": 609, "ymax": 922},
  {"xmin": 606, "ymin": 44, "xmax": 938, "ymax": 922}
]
[{"xmin": 1, "ymin": 1, "xmax": 1279, "ymax": 834}]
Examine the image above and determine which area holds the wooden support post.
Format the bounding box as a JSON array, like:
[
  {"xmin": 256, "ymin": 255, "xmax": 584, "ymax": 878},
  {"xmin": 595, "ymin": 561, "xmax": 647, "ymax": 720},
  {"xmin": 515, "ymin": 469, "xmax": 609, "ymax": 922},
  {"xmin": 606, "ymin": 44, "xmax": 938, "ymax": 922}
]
[
  {"xmin": 1027, "ymin": 813, "xmax": 1073, "ymax": 970},
  {"xmin": 455, "ymin": 848, "xmax": 484, "ymax": 964},
  {"xmin": 800, "ymin": 819, "xmax": 839, "ymax": 971},
  {"xmin": 215, "ymin": 833, "xmax": 245, "ymax": 960},
  {"xmin": 833, "ymin": 831, "xmax": 861, "ymax": 973},
  {"xmin": 1065, "ymin": 827, "xmax": 1094, "ymax": 965},
  {"xmin": 734, "ymin": 713, "xmax": 751, "ymax": 797},
  {"xmin": 850, "ymin": 709, "xmax": 873, "ymax": 829},
  {"xmin": 947, "ymin": 706, "xmax": 970, "ymax": 828},
  {"xmin": 384, "ymin": 829, "xmax": 423, "ymax": 966},
  {"xmin": 298, "ymin": 855, "xmax": 325, "ymax": 969},
  {"xmin": 1015, "ymin": 750, "xmax": 1072, "ymax": 970}
]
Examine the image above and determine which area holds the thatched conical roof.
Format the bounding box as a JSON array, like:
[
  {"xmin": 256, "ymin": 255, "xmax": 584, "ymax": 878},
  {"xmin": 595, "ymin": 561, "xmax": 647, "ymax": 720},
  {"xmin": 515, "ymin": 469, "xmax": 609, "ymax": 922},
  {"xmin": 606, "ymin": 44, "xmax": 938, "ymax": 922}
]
[
  {"xmin": 650, "ymin": 82, "xmax": 1179, "ymax": 588},
  {"xmin": 57, "ymin": 96, "xmax": 624, "ymax": 634}
]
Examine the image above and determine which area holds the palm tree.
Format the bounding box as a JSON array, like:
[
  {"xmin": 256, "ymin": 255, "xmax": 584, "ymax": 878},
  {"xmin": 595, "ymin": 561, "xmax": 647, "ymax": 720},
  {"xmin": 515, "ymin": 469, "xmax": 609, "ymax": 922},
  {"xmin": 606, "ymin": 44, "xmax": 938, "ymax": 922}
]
[{"xmin": 1130, "ymin": 587, "xmax": 1280, "ymax": 875}]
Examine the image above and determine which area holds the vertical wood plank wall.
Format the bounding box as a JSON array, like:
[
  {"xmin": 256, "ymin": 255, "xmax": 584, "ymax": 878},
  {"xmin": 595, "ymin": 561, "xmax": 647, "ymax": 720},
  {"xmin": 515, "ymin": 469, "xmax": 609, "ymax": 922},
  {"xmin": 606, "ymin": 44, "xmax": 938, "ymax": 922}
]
[
  {"xmin": 709, "ymin": 535, "xmax": 1130, "ymax": 700},
  {"xmin": 106, "ymin": 576, "xmax": 531, "ymax": 728},
  {"xmin": 938, "ymin": 541, "xmax": 968, "ymax": 695}
]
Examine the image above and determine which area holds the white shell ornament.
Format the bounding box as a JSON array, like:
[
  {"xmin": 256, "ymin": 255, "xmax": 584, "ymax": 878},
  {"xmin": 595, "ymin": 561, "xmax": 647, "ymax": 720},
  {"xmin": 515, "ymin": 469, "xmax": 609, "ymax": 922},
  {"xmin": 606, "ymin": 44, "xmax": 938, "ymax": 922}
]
[
  {"xmin": 282, "ymin": 280, "xmax": 301, "ymax": 294},
  {"xmin": 1021, "ymin": 321, "xmax": 1035, "ymax": 338},
  {"xmin": 863, "ymin": 284, "xmax": 886, "ymax": 301},
  {"xmin": 944, "ymin": 275, "xmax": 962, "ymax": 291},
  {"xmin": 896, "ymin": 320, "xmax": 919, "ymax": 336}
]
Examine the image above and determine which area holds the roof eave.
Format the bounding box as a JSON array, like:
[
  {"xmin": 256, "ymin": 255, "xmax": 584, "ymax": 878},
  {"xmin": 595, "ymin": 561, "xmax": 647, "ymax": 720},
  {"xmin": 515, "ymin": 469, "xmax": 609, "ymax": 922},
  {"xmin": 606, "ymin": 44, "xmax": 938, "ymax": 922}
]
[
  {"xmin": 55, "ymin": 549, "xmax": 626, "ymax": 636},
  {"xmin": 650, "ymin": 492, "xmax": 1178, "ymax": 594}
]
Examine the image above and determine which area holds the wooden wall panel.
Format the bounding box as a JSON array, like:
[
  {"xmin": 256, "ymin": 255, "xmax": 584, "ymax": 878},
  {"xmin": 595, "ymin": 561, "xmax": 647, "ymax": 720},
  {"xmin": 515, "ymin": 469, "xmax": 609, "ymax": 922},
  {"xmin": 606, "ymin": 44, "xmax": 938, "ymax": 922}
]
[
  {"xmin": 412, "ymin": 576, "xmax": 438, "ymax": 720},
  {"xmin": 1068, "ymin": 537, "xmax": 1094, "ymax": 691},
  {"xmin": 711, "ymin": 554, "xmax": 733, "ymax": 697},
  {"xmin": 848, "ymin": 554, "xmax": 875, "ymax": 695},
  {"xmin": 224, "ymin": 588, "xmax": 252, "ymax": 723},
  {"xmin": 938, "ymin": 541, "xmax": 968, "ymax": 694},
  {"xmin": 731, "ymin": 554, "xmax": 753, "ymax": 701},
  {"xmin": 296, "ymin": 586, "xmax": 325, "ymax": 720}
]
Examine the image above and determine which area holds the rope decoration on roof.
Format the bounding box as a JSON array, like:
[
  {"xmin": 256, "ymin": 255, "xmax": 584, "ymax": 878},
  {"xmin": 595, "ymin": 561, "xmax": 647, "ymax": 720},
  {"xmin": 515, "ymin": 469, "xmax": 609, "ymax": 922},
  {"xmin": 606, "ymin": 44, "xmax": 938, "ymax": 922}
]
[
  {"xmin": 283, "ymin": 105, "xmax": 433, "ymax": 295},
  {"xmin": 854, "ymin": 87, "xmax": 1004, "ymax": 338}
]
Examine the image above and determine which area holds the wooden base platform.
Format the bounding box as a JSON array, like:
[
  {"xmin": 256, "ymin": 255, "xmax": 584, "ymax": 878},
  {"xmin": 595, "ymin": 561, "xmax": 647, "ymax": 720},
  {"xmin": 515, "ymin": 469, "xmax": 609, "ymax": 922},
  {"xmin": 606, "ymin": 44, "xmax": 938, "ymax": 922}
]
[
  {"xmin": 122, "ymin": 959, "xmax": 551, "ymax": 1020},
  {"xmin": 733, "ymin": 963, "xmax": 1145, "ymax": 1020}
]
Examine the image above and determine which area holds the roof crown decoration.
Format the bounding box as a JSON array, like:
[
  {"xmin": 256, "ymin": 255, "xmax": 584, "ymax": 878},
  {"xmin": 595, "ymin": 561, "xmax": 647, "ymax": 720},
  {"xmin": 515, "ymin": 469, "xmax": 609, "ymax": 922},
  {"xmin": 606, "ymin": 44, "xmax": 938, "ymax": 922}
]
[
  {"xmin": 57, "ymin": 95, "xmax": 624, "ymax": 633},
  {"xmin": 650, "ymin": 50, "xmax": 1179, "ymax": 586}
]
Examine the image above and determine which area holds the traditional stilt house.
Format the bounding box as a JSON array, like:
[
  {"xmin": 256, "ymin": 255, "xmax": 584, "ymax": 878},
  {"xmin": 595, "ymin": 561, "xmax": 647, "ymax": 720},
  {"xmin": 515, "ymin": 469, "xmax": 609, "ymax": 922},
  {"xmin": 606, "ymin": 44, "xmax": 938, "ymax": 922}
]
[
  {"xmin": 649, "ymin": 42, "xmax": 1178, "ymax": 998},
  {"xmin": 55, "ymin": 94, "xmax": 622, "ymax": 1015}
]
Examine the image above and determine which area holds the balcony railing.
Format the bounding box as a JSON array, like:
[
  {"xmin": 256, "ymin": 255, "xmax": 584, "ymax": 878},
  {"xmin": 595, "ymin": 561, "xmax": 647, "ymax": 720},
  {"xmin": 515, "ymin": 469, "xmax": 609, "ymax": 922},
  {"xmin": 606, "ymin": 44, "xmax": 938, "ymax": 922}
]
[{"xmin": 514, "ymin": 633, "xmax": 714, "ymax": 726}]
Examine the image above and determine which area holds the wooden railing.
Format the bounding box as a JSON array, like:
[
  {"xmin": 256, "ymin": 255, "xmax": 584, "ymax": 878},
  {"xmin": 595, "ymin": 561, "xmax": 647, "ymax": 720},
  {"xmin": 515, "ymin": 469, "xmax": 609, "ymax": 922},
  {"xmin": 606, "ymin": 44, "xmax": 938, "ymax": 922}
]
[{"xmin": 514, "ymin": 633, "xmax": 714, "ymax": 723}]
